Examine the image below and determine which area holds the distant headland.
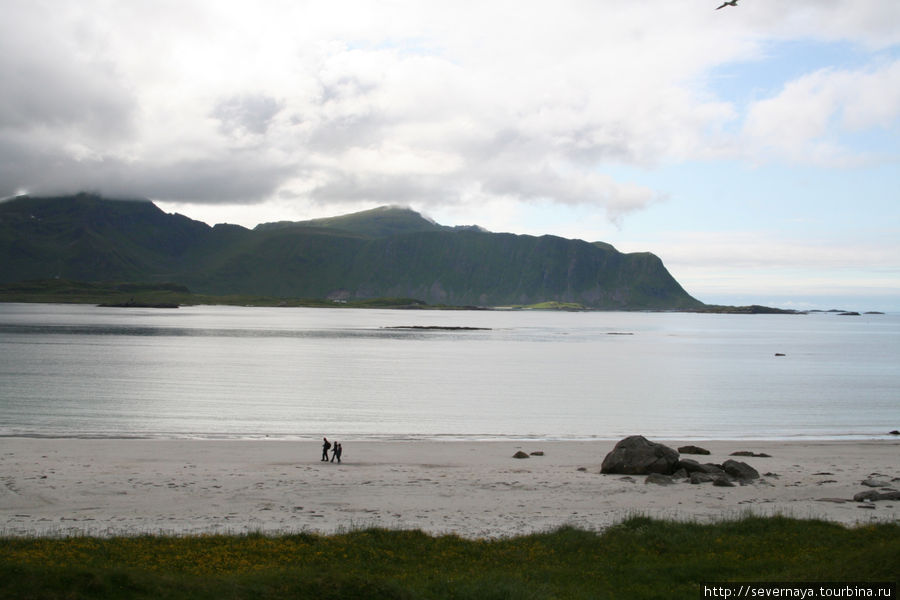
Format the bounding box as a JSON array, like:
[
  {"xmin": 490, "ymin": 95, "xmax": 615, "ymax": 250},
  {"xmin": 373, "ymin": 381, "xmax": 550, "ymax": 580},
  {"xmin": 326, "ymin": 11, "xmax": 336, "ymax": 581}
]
[
  {"xmin": 0, "ymin": 193, "xmax": 700, "ymax": 311},
  {"xmin": 0, "ymin": 194, "xmax": 887, "ymax": 314}
]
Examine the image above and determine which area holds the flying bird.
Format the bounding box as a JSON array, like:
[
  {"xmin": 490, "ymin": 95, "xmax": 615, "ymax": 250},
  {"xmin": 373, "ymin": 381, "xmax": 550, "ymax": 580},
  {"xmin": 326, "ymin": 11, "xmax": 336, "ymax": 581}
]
[{"xmin": 716, "ymin": 0, "xmax": 738, "ymax": 9}]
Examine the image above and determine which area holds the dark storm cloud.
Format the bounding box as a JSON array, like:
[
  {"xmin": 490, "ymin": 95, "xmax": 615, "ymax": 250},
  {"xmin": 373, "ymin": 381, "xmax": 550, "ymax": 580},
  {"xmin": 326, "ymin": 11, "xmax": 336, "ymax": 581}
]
[
  {"xmin": 0, "ymin": 135, "xmax": 293, "ymax": 204},
  {"xmin": 0, "ymin": 5, "xmax": 292, "ymax": 204},
  {"xmin": 127, "ymin": 156, "xmax": 297, "ymax": 203}
]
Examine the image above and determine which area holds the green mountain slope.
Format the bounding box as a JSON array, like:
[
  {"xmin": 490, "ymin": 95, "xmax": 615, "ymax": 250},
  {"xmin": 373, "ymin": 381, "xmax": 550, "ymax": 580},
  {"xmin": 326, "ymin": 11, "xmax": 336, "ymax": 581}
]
[
  {"xmin": 0, "ymin": 193, "xmax": 211, "ymax": 282},
  {"xmin": 0, "ymin": 194, "xmax": 703, "ymax": 309},
  {"xmin": 256, "ymin": 205, "xmax": 443, "ymax": 237}
]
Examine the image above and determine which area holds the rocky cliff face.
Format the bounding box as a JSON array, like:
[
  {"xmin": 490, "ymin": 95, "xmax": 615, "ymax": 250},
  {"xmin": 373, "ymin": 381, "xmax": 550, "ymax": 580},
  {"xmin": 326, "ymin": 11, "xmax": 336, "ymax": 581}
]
[{"xmin": 0, "ymin": 194, "xmax": 703, "ymax": 309}]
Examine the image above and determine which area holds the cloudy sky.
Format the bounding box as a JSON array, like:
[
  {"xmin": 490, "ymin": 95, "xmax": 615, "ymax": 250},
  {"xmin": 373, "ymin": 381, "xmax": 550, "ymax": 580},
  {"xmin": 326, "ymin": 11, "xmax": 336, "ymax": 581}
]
[{"xmin": 2, "ymin": 1, "xmax": 898, "ymax": 310}]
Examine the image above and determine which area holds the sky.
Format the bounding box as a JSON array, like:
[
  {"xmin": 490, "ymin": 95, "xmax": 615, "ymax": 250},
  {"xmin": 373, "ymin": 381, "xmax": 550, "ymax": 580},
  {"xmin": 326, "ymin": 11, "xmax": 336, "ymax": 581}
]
[{"xmin": 1, "ymin": 1, "xmax": 898, "ymax": 310}]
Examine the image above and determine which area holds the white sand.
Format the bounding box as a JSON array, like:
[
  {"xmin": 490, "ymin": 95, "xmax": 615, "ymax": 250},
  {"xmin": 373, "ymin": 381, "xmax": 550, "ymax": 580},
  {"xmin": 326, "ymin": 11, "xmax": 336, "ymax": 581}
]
[{"xmin": 1, "ymin": 439, "xmax": 898, "ymax": 538}]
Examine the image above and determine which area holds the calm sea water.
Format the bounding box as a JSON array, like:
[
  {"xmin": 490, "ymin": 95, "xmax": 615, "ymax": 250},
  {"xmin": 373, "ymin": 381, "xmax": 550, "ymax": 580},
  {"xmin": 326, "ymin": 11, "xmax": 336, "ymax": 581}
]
[{"xmin": 0, "ymin": 303, "xmax": 897, "ymax": 441}]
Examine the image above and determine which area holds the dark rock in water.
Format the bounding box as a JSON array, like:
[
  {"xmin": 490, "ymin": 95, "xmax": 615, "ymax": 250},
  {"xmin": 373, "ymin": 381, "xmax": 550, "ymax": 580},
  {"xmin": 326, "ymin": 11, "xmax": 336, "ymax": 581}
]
[
  {"xmin": 879, "ymin": 491, "xmax": 900, "ymax": 500},
  {"xmin": 512, "ymin": 451, "xmax": 530, "ymax": 459},
  {"xmin": 678, "ymin": 445, "xmax": 710, "ymax": 455},
  {"xmin": 723, "ymin": 459, "xmax": 760, "ymax": 481},
  {"xmin": 889, "ymin": 430, "xmax": 900, "ymax": 436},
  {"xmin": 713, "ymin": 477, "xmax": 735, "ymax": 487},
  {"xmin": 645, "ymin": 473, "xmax": 675, "ymax": 485},
  {"xmin": 672, "ymin": 468, "xmax": 688, "ymax": 480},
  {"xmin": 774, "ymin": 353, "xmax": 786, "ymax": 357},
  {"xmin": 385, "ymin": 325, "xmax": 491, "ymax": 331},
  {"xmin": 838, "ymin": 311, "xmax": 860, "ymax": 316},
  {"xmin": 601, "ymin": 435, "xmax": 680, "ymax": 475},
  {"xmin": 730, "ymin": 451, "xmax": 772, "ymax": 458},
  {"xmin": 689, "ymin": 472, "xmax": 718, "ymax": 484},
  {"xmin": 529, "ymin": 451, "xmax": 545, "ymax": 456},
  {"xmin": 99, "ymin": 301, "xmax": 179, "ymax": 308}
]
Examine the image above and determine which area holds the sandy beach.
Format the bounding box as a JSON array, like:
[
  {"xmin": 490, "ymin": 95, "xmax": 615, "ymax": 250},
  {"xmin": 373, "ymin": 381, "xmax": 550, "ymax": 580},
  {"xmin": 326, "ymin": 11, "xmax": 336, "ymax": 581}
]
[{"xmin": 1, "ymin": 438, "xmax": 898, "ymax": 538}]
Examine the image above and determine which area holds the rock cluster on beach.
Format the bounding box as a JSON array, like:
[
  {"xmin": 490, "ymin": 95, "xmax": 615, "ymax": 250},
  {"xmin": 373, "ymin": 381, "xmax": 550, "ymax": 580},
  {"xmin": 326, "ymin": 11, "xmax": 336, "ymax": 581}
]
[
  {"xmin": 512, "ymin": 450, "xmax": 545, "ymax": 459},
  {"xmin": 600, "ymin": 435, "xmax": 680, "ymax": 475},
  {"xmin": 601, "ymin": 436, "xmax": 900, "ymax": 509},
  {"xmin": 853, "ymin": 475, "xmax": 900, "ymax": 504},
  {"xmin": 854, "ymin": 490, "xmax": 900, "ymax": 502},
  {"xmin": 602, "ymin": 435, "xmax": 763, "ymax": 487}
]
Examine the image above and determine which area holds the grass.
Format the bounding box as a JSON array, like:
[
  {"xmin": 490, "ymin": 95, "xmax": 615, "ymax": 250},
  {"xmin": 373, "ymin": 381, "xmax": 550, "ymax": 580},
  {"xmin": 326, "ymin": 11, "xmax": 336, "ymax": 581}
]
[{"xmin": 2, "ymin": 516, "xmax": 898, "ymax": 599}]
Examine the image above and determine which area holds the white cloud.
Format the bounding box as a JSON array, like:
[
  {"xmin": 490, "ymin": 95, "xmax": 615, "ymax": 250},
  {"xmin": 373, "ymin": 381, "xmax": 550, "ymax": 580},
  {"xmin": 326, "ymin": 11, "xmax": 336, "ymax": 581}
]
[
  {"xmin": 0, "ymin": 0, "xmax": 898, "ymax": 223},
  {"xmin": 742, "ymin": 59, "xmax": 900, "ymax": 165},
  {"xmin": 756, "ymin": 0, "xmax": 900, "ymax": 49}
]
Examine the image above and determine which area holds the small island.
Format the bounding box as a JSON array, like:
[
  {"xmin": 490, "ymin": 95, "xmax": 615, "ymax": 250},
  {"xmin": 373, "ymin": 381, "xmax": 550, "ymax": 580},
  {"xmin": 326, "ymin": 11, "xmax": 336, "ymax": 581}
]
[
  {"xmin": 383, "ymin": 325, "xmax": 491, "ymax": 331},
  {"xmin": 98, "ymin": 300, "xmax": 179, "ymax": 309}
]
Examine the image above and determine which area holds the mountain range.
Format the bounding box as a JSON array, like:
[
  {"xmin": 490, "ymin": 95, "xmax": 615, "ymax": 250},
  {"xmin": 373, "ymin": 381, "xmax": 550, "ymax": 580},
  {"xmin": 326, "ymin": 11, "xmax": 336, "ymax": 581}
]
[{"xmin": 0, "ymin": 193, "xmax": 704, "ymax": 309}]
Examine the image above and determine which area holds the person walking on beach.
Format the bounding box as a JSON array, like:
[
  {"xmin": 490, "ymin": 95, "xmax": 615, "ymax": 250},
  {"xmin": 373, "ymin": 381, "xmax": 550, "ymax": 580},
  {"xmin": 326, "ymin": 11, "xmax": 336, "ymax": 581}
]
[
  {"xmin": 331, "ymin": 442, "xmax": 342, "ymax": 463},
  {"xmin": 321, "ymin": 437, "xmax": 331, "ymax": 461}
]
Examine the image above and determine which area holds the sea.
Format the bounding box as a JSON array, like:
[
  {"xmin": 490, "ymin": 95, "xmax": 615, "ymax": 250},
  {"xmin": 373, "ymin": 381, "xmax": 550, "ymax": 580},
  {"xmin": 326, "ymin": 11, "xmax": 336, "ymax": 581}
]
[{"xmin": 0, "ymin": 303, "xmax": 897, "ymax": 441}]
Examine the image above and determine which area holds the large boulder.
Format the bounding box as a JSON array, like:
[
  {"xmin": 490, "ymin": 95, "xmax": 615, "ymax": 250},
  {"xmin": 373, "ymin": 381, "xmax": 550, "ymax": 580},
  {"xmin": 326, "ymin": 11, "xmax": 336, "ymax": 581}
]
[
  {"xmin": 723, "ymin": 459, "xmax": 760, "ymax": 481},
  {"xmin": 690, "ymin": 472, "xmax": 718, "ymax": 484},
  {"xmin": 677, "ymin": 459, "xmax": 726, "ymax": 476},
  {"xmin": 601, "ymin": 436, "xmax": 680, "ymax": 475}
]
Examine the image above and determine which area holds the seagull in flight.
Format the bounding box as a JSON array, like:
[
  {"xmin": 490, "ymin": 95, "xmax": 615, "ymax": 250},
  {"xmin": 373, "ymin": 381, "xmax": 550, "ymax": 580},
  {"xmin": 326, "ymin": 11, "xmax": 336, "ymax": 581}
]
[{"xmin": 716, "ymin": 0, "xmax": 738, "ymax": 9}]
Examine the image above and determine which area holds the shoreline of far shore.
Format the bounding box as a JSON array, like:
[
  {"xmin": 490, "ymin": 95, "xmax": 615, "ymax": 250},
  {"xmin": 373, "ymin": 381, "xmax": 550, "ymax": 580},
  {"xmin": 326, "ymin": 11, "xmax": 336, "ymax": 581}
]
[
  {"xmin": 3, "ymin": 289, "xmax": 893, "ymax": 315},
  {"xmin": 1, "ymin": 438, "xmax": 898, "ymax": 539}
]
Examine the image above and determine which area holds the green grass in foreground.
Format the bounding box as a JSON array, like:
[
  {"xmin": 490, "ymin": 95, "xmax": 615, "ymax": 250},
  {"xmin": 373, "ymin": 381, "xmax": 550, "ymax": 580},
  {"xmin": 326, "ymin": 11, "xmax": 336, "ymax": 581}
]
[{"xmin": 2, "ymin": 516, "xmax": 898, "ymax": 599}]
